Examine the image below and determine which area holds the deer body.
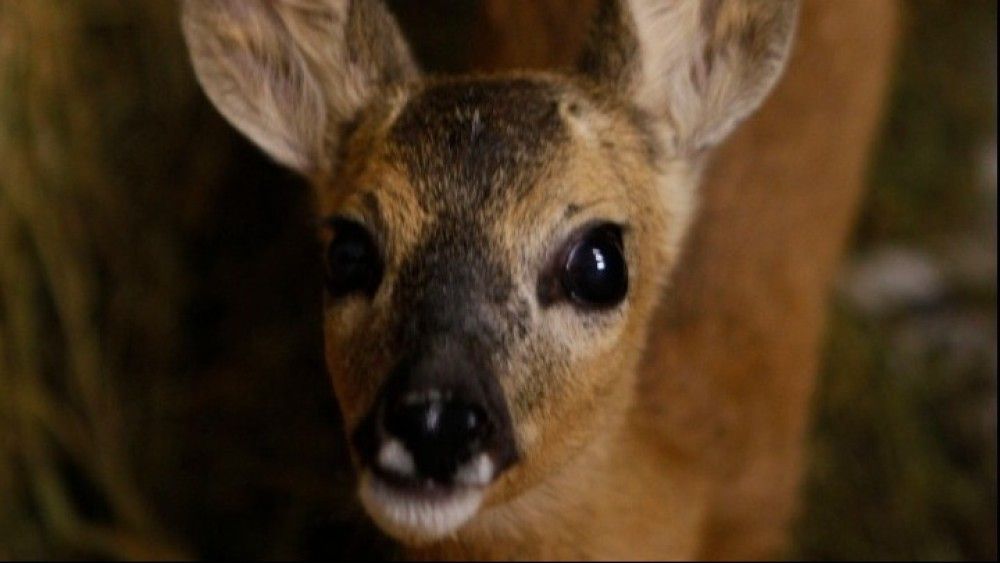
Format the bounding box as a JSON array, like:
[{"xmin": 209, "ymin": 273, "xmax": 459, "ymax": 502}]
[{"xmin": 182, "ymin": 0, "xmax": 897, "ymax": 559}]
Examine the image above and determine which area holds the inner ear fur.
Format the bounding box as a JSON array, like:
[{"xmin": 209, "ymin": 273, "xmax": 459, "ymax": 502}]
[
  {"xmin": 579, "ymin": 0, "xmax": 799, "ymax": 154},
  {"xmin": 182, "ymin": 0, "xmax": 419, "ymax": 175}
]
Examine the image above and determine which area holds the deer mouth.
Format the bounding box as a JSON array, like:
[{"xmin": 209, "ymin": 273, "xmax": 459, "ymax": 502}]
[
  {"xmin": 349, "ymin": 349, "xmax": 519, "ymax": 543},
  {"xmin": 354, "ymin": 416, "xmax": 511, "ymax": 543},
  {"xmin": 358, "ymin": 459, "xmax": 493, "ymax": 543}
]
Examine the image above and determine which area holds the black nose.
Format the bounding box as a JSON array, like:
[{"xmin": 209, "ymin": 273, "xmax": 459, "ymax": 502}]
[{"xmin": 383, "ymin": 393, "xmax": 492, "ymax": 484}]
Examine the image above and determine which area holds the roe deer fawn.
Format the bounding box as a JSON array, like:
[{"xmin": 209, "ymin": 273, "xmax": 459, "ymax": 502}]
[{"xmin": 182, "ymin": 0, "xmax": 898, "ymax": 558}]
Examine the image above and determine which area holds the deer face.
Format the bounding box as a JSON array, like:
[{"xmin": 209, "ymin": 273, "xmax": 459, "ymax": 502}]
[
  {"xmin": 183, "ymin": 0, "xmax": 797, "ymax": 545},
  {"xmin": 319, "ymin": 75, "xmax": 688, "ymax": 542}
]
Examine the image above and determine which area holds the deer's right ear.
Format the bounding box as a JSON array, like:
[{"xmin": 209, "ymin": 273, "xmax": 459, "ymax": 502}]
[
  {"xmin": 182, "ymin": 0, "xmax": 419, "ymax": 175},
  {"xmin": 579, "ymin": 0, "xmax": 798, "ymax": 156}
]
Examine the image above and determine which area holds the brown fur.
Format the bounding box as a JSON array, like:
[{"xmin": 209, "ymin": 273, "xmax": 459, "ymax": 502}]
[
  {"xmin": 182, "ymin": 0, "xmax": 898, "ymax": 559},
  {"xmin": 473, "ymin": 0, "xmax": 901, "ymax": 558}
]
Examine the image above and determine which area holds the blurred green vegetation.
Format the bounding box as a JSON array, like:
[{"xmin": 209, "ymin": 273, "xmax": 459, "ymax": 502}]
[
  {"xmin": 793, "ymin": 0, "xmax": 997, "ymax": 560},
  {"xmin": 857, "ymin": 0, "xmax": 997, "ymax": 244}
]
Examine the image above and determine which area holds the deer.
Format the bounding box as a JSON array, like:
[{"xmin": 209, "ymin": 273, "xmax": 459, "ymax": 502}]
[{"xmin": 181, "ymin": 0, "xmax": 899, "ymax": 559}]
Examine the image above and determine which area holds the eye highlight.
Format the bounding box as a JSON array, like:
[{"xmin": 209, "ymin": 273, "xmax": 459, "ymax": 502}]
[
  {"xmin": 324, "ymin": 218, "xmax": 383, "ymax": 299},
  {"xmin": 539, "ymin": 222, "xmax": 628, "ymax": 309},
  {"xmin": 562, "ymin": 224, "xmax": 628, "ymax": 308}
]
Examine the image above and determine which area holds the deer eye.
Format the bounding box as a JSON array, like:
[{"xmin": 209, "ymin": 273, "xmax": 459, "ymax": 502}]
[
  {"xmin": 324, "ymin": 218, "xmax": 383, "ymax": 299},
  {"xmin": 561, "ymin": 224, "xmax": 628, "ymax": 309}
]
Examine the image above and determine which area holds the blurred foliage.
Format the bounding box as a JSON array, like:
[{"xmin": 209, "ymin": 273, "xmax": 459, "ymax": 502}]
[
  {"xmin": 856, "ymin": 0, "xmax": 997, "ymax": 244},
  {"xmin": 0, "ymin": 1, "xmax": 196, "ymax": 557},
  {"xmin": 795, "ymin": 303, "xmax": 997, "ymax": 560},
  {"xmin": 0, "ymin": 0, "xmax": 381, "ymax": 558},
  {"xmin": 793, "ymin": 0, "xmax": 997, "ymax": 560},
  {"xmin": 0, "ymin": 0, "xmax": 995, "ymax": 560}
]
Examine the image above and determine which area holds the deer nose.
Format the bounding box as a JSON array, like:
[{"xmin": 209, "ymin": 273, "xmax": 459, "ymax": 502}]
[{"xmin": 382, "ymin": 393, "xmax": 492, "ymax": 484}]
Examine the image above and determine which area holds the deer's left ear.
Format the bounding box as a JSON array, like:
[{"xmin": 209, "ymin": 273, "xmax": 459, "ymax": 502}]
[
  {"xmin": 182, "ymin": 0, "xmax": 419, "ymax": 175},
  {"xmin": 579, "ymin": 0, "xmax": 799, "ymax": 155}
]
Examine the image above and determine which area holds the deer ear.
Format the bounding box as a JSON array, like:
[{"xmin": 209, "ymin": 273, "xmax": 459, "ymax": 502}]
[
  {"xmin": 182, "ymin": 0, "xmax": 419, "ymax": 174},
  {"xmin": 580, "ymin": 0, "xmax": 798, "ymax": 155}
]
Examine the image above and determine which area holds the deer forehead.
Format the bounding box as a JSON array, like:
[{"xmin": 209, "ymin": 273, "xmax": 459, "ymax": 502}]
[
  {"xmin": 388, "ymin": 77, "xmax": 570, "ymax": 208},
  {"xmin": 327, "ymin": 76, "xmax": 659, "ymax": 273}
]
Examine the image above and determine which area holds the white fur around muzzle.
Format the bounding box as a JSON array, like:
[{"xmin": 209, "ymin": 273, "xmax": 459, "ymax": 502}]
[{"xmin": 358, "ymin": 471, "xmax": 486, "ymax": 543}]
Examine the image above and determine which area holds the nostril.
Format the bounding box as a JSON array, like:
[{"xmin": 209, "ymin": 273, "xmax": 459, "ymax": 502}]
[
  {"xmin": 440, "ymin": 401, "xmax": 490, "ymax": 444},
  {"xmin": 382, "ymin": 395, "xmax": 492, "ymax": 482},
  {"xmin": 386, "ymin": 398, "xmax": 490, "ymax": 446},
  {"xmin": 383, "ymin": 398, "xmax": 439, "ymax": 444}
]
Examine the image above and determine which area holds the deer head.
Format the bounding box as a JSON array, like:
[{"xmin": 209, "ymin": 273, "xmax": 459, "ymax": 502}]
[{"xmin": 182, "ymin": 0, "xmax": 798, "ymax": 546}]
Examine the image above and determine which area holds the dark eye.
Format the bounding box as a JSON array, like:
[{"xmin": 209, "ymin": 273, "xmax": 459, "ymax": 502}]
[
  {"xmin": 561, "ymin": 224, "xmax": 628, "ymax": 308},
  {"xmin": 324, "ymin": 218, "xmax": 383, "ymax": 299}
]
